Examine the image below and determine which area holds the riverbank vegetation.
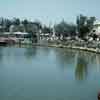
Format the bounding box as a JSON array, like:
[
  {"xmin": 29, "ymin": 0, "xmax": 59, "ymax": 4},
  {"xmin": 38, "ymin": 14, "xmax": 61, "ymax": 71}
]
[
  {"xmin": 0, "ymin": 14, "xmax": 100, "ymax": 53},
  {"xmin": 0, "ymin": 14, "xmax": 96, "ymax": 39}
]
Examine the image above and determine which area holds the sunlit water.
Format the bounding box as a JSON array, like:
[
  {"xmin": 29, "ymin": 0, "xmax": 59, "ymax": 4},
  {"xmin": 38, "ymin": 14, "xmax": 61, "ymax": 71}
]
[{"xmin": 0, "ymin": 46, "xmax": 100, "ymax": 100}]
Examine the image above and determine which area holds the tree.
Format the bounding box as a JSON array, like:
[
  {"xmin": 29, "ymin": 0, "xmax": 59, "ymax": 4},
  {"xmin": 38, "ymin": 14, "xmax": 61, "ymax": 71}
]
[
  {"xmin": 76, "ymin": 14, "xmax": 96, "ymax": 39},
  {"xmin": 87, "ymin": 17, "xmax": 96, "ymax": 31},
  {"xmin": 12, "ymin": 18, "xmax": 20, "ymax": 26},
  {"xmin": 32, "ymin": 21, "xmax": 42, "ymax": 31},
  {"xmin": 4, "ymin": 19, "xmax": 12, "ymax": 32},
  {"xmin": 22, "ymin": 19, "xmax": 29, "ymax": 32},
  {"xmin": 54, "ymin": 21, "xmax": 68, "ymax": 37},
  {"xmin": 18, "ymin": 24, "xmax": 25, "ymax": 32},
  {"xmin": 68, "ymin": 24, "xmax": 76, "ymax": 36},
  {"xmin": 0, "ymin": 18, "xmax": 5, "ymax": 32},
  {"xmin": 0, "ymin": 17, "xmax": 4, "ymax": 26},
  {"xmin": 26, "ymin": 22, "xmax": 38, "ymax": 33},
  {"xmin": 42, "ymin": 25, "xmax": 53, "ymax": 34},
  {"xmin": 54, "ymin": 20, "xmax": 76, "ymax": 38},
  {"xmin": 25, "ymin": 22, "xmax": 39, "ymax": 43},
  {"xmin": 76, "ymin": 15, "xmax": 87, "ymax": 38}
]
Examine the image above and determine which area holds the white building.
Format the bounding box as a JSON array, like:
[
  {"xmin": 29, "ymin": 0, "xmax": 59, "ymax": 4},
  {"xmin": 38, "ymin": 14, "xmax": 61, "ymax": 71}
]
[{"xmin": 91, "ymin": 20, "xmax": 100, "ymax": 37}]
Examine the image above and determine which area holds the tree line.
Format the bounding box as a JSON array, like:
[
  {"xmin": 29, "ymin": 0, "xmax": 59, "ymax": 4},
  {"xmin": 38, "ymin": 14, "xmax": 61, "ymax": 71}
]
[{"xmin": 0, "ymin": 14, "xmax": 96, "ymax": 39}]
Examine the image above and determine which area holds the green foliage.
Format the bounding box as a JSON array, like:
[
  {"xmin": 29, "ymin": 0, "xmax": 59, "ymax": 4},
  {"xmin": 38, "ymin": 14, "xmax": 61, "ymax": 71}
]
[
  {"xmin": 0, "ymin": 15, "xmax": 96, "ymax": 41},
  {"xmin": 42, "ymin": 26, "xmax": 53, "ymax": 34},
  {"xmin": 54, "ymin": 20, "xmax": 76, "ymax": 37},
  {"xmin": 22, "ymin": 19, "xmax": 28, "ymax": 26},
  {"xmin": 32, "ymin": 21, "xmax": 42, "ymax": 30},
  {"xmin": 18, "ymin": 24, "xmax": 25, "ymax": 32},
  {"xmin": 76, "ymin": 14, "xmax": 96, "ymax": 38},
  {"xmin": 5, "ymin": 19, "xmax": 12, "ymax": 32},
  {"xmin": 12, "ymin": 18, "xmax": 20, "ymax": 26}
]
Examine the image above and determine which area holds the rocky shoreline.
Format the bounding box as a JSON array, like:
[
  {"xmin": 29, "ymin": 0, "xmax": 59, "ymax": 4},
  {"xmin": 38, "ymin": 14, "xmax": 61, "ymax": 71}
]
[
  {"xmin": 32, "ymin": 40, "xmax": 100, "ymax": 54},
  {"xmin": 33, "ymin": 44, "xmax": 100, "ymax": 54},
  {"xmin": 6, "ymin": 40, "xmax": 100, "ymax": 54}
]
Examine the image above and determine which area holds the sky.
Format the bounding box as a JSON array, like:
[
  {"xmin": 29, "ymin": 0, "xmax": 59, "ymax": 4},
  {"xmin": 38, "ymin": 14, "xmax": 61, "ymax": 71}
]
[{"xmin": 0, "ymin": 0, "xmax": 100, "ymax": 25}]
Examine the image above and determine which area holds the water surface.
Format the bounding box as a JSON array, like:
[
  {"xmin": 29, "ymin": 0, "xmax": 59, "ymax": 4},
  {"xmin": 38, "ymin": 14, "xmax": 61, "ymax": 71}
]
[{"xmin": 0, "ymin": 46, "xmax": 100, "ymax": 100}]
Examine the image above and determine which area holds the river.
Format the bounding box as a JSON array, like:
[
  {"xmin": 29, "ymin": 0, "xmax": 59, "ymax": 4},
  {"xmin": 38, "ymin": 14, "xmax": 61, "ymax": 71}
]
[{"xmin": 0, "ymin": 46, "xmax": 100, "ymax": 100}]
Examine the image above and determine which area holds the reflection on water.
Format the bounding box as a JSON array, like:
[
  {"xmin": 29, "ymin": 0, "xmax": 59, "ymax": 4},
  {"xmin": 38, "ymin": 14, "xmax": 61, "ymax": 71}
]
[
  {"xmin": 55, "ymin": 49, "xmax": 75, "ymax": 70},
  {"xmin": 0, "ymin": 47, "xmax": 3, "ymax": 64},
  {"xmin": 55, "ymin": 48, "xmax": 100, "ymax": 80},
  {"xmin": 75, "ymin": 52, "xmax": 88, "ymax": 80},
  {"xmin": 24, "ymin": 47, "xmax": 37, "ymax": 59},
  {"xmin": 0, "ymin": 48, "xmax": 2, "ymax": 60},
  {"xmin": 0, "ymin": 47, "xmax": 100, "ymax": 81},
  {"xmin": 96, "ymin": 55, "xmax": 100, "ymax": 72},
  {"xmin": 0, "ymin": 47, "xmax": 100, "ymax": 100}
]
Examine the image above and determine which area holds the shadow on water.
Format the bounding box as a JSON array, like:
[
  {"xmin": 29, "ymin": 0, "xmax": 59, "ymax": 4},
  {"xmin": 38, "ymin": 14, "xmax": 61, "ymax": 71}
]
[{"xmin": 24, "ymin": 47, "xmax": 37, "ymax": 59}]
